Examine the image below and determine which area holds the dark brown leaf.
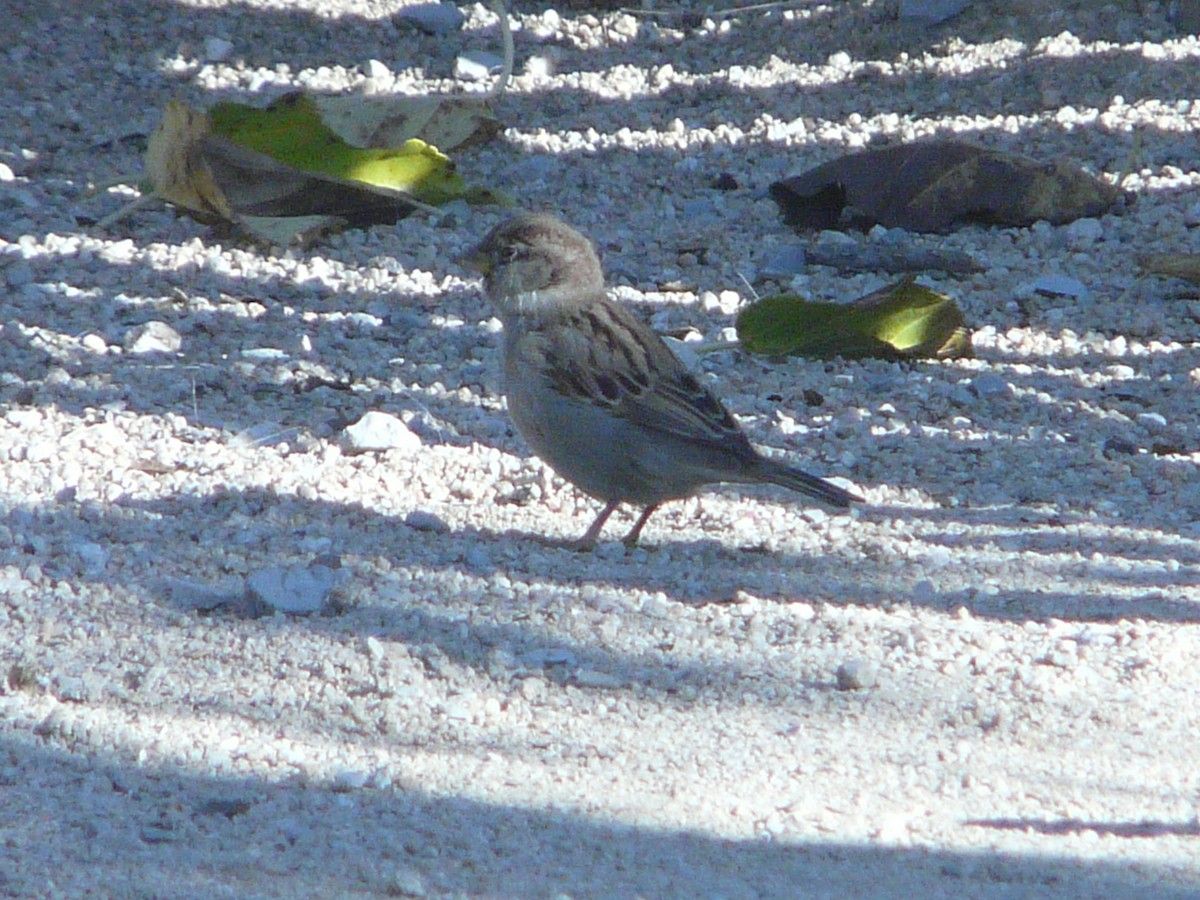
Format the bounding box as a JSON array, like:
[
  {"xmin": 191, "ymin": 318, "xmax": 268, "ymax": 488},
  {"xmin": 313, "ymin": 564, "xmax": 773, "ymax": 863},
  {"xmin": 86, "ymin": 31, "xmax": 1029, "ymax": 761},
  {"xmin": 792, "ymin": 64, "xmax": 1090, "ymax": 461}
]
[{"xmin": 770, "ymin": 140, "xmax": 1128, "ymax": 234}]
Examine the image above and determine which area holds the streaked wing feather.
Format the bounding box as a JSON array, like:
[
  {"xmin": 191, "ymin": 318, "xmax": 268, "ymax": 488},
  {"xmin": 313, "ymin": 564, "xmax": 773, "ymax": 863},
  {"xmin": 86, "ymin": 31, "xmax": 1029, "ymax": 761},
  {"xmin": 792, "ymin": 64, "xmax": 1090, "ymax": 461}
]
[{"xmin": 537, "ymin": 299, "xmax": 750, "ymax": 451}]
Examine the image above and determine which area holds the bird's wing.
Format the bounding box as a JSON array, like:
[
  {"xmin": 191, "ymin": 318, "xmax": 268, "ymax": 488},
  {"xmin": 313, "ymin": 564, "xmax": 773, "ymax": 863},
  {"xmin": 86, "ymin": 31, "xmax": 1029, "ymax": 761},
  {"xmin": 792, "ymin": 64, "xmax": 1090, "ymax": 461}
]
[{"xmin": 530, "ymin": 298, "xmax": 752, "ymax": 452}]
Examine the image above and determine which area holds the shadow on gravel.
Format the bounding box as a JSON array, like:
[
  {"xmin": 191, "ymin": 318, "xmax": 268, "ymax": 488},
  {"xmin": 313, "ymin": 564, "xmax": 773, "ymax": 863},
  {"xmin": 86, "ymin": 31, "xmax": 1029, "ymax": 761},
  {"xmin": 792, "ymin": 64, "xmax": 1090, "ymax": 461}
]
[
  {"xmin": 0, "ymin": 730, "xmax": 1195, "ymax": 898},
  {"xmin": 968, "ymin": 816, "xmax": 1200, "ymax": 838},
  {"xmin": 4, "ymin": 475, "xmax": 1197, "ymax": 710},
  {"xmin": 4, "ymin": 0, "xmax": 1198, "ymax": 510}
]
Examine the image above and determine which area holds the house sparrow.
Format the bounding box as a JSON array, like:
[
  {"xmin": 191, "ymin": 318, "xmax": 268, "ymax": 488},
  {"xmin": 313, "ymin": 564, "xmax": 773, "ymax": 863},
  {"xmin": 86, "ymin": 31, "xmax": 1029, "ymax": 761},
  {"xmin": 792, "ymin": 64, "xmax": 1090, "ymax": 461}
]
[{"xmin": 465, "ymin": 212, "xmax": 862, "ymax": 550}]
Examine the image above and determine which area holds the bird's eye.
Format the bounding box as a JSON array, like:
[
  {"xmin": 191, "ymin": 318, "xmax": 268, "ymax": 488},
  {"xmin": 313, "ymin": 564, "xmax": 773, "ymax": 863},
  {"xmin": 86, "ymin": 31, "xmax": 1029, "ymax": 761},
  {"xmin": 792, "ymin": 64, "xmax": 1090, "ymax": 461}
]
[{"xmin": 503, "ymin": 244, "xmax": 526, "ymax": 263}]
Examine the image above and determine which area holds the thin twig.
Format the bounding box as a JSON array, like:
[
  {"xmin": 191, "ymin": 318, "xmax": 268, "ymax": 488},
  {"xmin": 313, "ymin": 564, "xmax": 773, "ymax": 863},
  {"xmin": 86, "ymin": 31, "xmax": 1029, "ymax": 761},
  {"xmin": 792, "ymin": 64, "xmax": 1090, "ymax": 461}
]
[
  {"xmin": 95, "ymin": 193, "xmax": 158, "ymax": 229},
  {"xmin": 736, "ymin": 269, "xmax": 761, "ymax": 302},
  {"xmin": 486, "ymin": 0, "xmax": 514, "ymax": 100},
  {"xmin": 618, "ymin": 0, "xmax": 804, "ymax": 19}
]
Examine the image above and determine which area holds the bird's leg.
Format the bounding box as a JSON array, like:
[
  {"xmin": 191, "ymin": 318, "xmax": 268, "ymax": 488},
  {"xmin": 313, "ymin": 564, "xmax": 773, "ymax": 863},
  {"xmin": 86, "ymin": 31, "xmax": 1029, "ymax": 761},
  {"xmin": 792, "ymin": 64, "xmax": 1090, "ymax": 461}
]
[
  {"xmin": 620, "ymin": 504, "xmax": 659, "ymax": 548},
  {"xmin": 569, "ymin": 499, "xmax": 620, "ymax": 551}
]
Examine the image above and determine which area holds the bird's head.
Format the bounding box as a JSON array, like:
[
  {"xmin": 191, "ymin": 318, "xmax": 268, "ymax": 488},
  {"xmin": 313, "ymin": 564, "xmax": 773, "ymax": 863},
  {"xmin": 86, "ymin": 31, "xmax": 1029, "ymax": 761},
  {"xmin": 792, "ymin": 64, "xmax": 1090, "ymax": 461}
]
[{"xmin": 463, "ymin": 213, "xmax": 605, "ymax": 312}]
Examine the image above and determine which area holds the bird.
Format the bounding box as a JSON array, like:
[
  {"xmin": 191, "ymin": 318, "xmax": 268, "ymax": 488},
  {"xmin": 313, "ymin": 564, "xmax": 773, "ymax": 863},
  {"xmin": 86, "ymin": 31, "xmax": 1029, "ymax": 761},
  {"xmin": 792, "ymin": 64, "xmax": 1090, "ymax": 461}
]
[{"xmin": 464, "ymin": 212, "xmax": 862, "ymax": 550}]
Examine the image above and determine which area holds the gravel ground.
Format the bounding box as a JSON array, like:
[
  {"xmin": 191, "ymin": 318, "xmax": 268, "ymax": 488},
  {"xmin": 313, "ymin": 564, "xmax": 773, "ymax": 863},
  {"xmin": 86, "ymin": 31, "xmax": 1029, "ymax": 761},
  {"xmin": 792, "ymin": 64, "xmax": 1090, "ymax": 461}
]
[{"xmin": 3, "ymin": 1, "xmax": 1200, "ymax": 897}]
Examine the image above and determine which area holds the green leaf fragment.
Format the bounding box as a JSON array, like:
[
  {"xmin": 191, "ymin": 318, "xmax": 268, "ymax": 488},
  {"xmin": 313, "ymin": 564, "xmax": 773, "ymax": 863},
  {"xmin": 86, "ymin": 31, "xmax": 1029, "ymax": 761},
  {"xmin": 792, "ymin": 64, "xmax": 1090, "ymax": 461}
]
[
  {"xmin": 736, "ymin": 275, "xmax": 971, "ymax": 360},
  {"xmin": 208, "ymin": 93, "xmax": 494, "ymax": 207}
]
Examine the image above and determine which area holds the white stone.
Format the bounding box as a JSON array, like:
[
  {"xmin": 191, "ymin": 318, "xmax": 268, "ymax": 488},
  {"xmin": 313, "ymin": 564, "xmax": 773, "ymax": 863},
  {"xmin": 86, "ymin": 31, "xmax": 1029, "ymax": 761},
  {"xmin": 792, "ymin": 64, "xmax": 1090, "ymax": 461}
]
[
  {"xmin": 124, "ymin": 321, "xmax": 182, "ymax": 354},
  {"xmin": 344, "ymin": 411, "xmax": 421, "ymax": 453},
  {"xmin": 455, "ymin": 51, "xmax": 505, "ymax": 82}
]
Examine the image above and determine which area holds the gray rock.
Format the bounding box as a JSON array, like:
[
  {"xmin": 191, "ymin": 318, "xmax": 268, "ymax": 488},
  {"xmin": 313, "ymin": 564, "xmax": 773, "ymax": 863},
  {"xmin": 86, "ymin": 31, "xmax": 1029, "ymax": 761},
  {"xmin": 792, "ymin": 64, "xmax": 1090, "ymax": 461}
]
[
  {"xmin": 73, "ymin": 540, "xmax": 109, "ymax": 576},
  {"xmin": 405, "ymin": 510, "xmax": 450, "ymax": 534},
  {"xmin": 386, "ymin": 866, "xmax": 427, "ymax": 897},
  {"xmin": 247, "ymin": 562, "xmax": 338, "ymax": 615},
  {"xmin": 836, "ymin": 659, "xmax": 878, "ymax": 690},
  {"xmin": 204, "ymin": 36, "xmax": 234, "ymax": 62},
  {"xmin": 679, "ymin": 198, "xmax": 720, "ymax": 225},
  {"xmin": 899, "ymin": 0, "xmax": 972, "ymax": 24},
  {"xmin": 1103, "ymin": 435, "xmax": 1140, "ymax": 456},
  {"xmin": 760, "ymin": 245, "xmax": 807, "ymax": 278},
  {"xmin": 55, "ymin": 676, "xmax": 89, "ymax": 702},
  {"xmin": 396, "ymin": 2, "xmax": 464, "ymax": 34},
  {"xmin": 1065, "ymin": 217, "xmax": 1104, "ymax": 246},
  {"xmin": 968, "ymin": 372, "xmax": 1012, "ymax": 399},
  {"xmin": 1032, "ymin": 274, "xmax": 1089, "ymax": 300}
]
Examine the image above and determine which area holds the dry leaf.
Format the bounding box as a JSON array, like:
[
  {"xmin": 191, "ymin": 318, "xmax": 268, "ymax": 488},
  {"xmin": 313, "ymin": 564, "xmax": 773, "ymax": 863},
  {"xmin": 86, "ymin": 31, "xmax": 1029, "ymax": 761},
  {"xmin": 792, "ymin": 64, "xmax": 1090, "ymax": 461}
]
[
  {"xmin": 143, "ymin": 100, "xmax": 234, "ymax": 220},
  {"xmin": 770, "ymin": 141, "xmax": 1128, "ymax": 233},
  {"xmin": 1139, "ymin": 254, "xmax": 1200, "ymax": 287},
  {"xmin": 311, "ymin": 94, "xmax": 501, "ymax": 152},
  {"xmin": 142, "ymin": 99, "xmax": 428, "ymax": 243}
]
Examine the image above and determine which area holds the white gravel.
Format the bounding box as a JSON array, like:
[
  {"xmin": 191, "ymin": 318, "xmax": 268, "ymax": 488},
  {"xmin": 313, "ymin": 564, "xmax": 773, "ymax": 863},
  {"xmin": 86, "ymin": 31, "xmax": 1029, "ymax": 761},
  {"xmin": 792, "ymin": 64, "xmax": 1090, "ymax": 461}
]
[{"xmin": 3, "ymin": 1, "xmax": 1200, "ymax": 897}]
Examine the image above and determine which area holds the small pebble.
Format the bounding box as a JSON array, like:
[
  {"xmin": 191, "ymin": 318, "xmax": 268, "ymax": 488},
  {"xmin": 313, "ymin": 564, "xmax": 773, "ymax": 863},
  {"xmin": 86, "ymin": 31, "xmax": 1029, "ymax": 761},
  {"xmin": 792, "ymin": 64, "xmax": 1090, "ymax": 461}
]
[
  {"xmin": 405, "ymin": 510, "xmax": 451, "ymax": 534},
  {"xmin": 203, "ymin": 37, "xmax": 234, "ymax": 62},
  {"xmin": 1103, "ymin": 435, "xmax": 1140, "ymax": 456},
  {"xmin": 836, "ymin": 659, "xmax": 878, "ymax": 690},
  {"xmin": 124, "ymin": 321, "xmax": 182, "ymax": 354},
  {"xmin": 344, "ymin": 411, "xmax": 421, "ymax": 453},
  {"xmin": 80, "ymin": 333, "xmax": 108, "ymax": 353},
  {"xmin": 968, "ymin": 372, "xmax": 1012, "ymax": 399},
  {"xmin": 73, "ymin": 540, "xmax": 108, "ymax": 576},
  {"xmin": 56, "ymin": 676, "xmax": 87, "ymax": 702},
  {"xmin": 387, "ymin": 867, "xmax": 427, "ymax": 897},
  {"xmin": 525, "ymin": 54, "xmax": 556, "ymax": 78},
  {"xmin": 363, "ymin": 58, "xmax": 392, "ymax": 80},
  {"xmin": 331, "ymin": 769, "xmax": 370, "ymax": 792},
  {"xmin": 1032, "ymin": 274, "xmax": 1089, "ymax": 300},
  {"xmin": 760, "ymin": 245, "xmax": 807, "ymax": 278},
  {"xmin": 455, "ymin": 51, "xmax": 505, "ymax": 82},
  {"xmin": 247, "ymin": 563, "xmax": 337, "ymax": 615},
  {"xmin": 1064, "ymin": 217, "xmax": 1104, "ymax": 247}
]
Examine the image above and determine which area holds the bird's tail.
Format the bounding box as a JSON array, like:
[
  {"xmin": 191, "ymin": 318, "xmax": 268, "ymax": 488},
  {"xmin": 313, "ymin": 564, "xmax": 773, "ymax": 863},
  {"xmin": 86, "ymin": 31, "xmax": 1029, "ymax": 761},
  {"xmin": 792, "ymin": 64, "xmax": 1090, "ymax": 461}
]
[{"xmin": 752, "ymin": 458, "xmax": 863, "ymax": 508}]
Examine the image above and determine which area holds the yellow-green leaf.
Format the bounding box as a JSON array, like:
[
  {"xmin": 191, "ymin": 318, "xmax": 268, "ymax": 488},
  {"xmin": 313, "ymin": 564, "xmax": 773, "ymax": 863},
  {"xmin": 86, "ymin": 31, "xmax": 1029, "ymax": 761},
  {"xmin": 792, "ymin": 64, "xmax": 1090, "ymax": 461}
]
[
  {"xmin": 208, "ymin": 93, "xmax": 474, "ymax": 206},
  {"xmin": 737, "ymin": 275, "xmax": 972, "ymax": 360}
]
